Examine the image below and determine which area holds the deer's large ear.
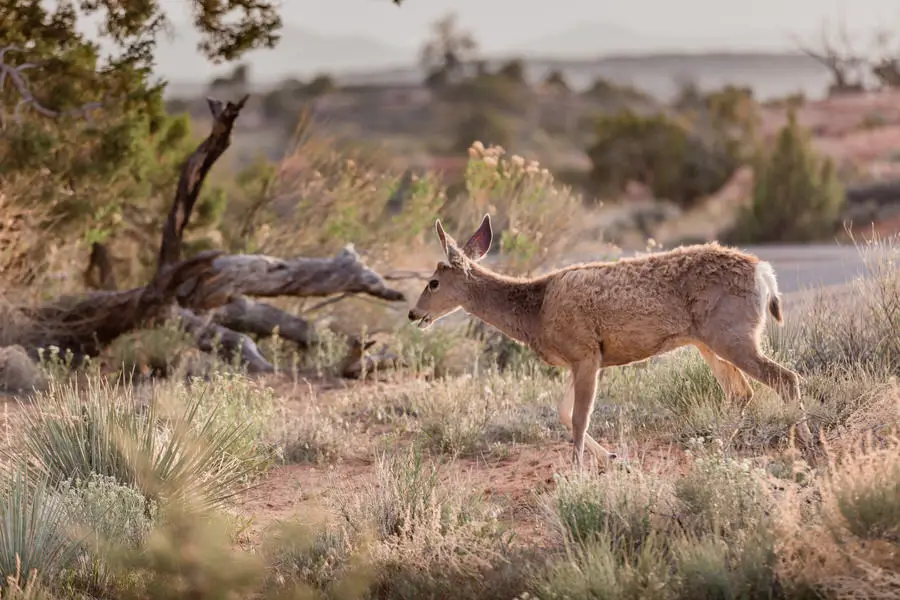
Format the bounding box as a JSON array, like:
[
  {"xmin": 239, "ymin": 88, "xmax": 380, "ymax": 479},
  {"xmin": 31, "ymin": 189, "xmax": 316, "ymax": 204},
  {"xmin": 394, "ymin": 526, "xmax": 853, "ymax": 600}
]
[
  {"xmin": 436, "ymin": 218, "xmax": 466, "ymax": 268},
  {"xmin": 461, "ymin": 214, "xmax": 493, "ymax": 261},
  {"xmin": 435, "ymin": 219, "xmax": 450, "ymax": 256}
]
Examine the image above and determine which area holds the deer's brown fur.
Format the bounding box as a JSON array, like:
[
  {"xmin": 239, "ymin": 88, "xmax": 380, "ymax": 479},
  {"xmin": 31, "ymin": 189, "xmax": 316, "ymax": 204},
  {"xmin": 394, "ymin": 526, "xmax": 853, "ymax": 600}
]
[{"xmin": 409, "ymin": 214, "xmax": 815, "ymax": 469}]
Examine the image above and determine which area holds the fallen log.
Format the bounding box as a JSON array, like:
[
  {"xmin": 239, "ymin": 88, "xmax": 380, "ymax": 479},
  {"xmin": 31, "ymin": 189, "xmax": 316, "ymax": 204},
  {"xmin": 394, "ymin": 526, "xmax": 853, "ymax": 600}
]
[
  {"xmin": 21, "ymin": 92, "xmax": 407, "ymax": 378},
  {"xmin": 175, "ymin": 245, "xmax": 405, "ymax": 311},
  {"xmin": 174, "ymin": 307, "xmax": 275, "ymax": 374},
  {"xmin": 335, "ymin": 337, "xmax": 406, "ymax": 379},
  {"xmin": 209, "ymin": 296, "xmax": 316, "ymax": 349},
  {"xmin": 13, "ymin": 95, "xmax": 250, "ymax": 364}
]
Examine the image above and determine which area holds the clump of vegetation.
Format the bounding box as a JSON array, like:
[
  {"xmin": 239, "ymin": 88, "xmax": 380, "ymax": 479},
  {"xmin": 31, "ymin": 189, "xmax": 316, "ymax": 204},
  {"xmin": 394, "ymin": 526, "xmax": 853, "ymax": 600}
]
[
  {"xmin": 452, "ymin": 109, "xmax": 514, "ymax": 154},
  {"xmin": 10, "ymin": 377, "xmax": 274, "ymax": 511},
  {"xmin": 0, "ymin": 469, "xmax": 81, "ymax": 591},
  {"xmin": 452, "ymin": 141, "xmax": 585, "ymax": 275},
  {"xmin": 729, "ymin": 110, "xmax": 845, "ymax": 243},
  {"xmin": 587, "ymin": 109, "xmax": 738, "ymax": 208}
]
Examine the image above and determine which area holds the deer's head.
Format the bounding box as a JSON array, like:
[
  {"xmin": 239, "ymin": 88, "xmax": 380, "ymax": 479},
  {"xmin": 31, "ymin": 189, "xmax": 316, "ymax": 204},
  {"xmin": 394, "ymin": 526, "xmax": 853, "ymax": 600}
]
[{"xmin": 408, "ymin": 214, "xmax": 493, "ymax": 329}]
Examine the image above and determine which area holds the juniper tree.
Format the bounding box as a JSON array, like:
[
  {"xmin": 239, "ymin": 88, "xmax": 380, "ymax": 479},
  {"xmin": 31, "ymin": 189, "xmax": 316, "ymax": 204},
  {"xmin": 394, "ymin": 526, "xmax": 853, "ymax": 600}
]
[{"xmin": 0, "ymin": 0, "xmax": 281, "ymax": 285}]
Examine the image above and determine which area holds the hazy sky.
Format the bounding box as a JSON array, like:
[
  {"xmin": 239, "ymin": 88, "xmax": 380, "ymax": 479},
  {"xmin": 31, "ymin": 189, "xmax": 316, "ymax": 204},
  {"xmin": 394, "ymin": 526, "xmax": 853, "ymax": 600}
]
[{"xmin": 158, "ymin": 0, "xmax": 900, "ymax": 53}]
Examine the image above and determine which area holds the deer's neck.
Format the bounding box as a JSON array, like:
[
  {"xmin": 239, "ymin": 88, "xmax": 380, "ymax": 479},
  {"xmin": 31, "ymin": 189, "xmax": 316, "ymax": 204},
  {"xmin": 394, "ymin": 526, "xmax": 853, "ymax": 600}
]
[{"xmin": 461, "ymin": 266, "xmax": 546, "ymax": 347}]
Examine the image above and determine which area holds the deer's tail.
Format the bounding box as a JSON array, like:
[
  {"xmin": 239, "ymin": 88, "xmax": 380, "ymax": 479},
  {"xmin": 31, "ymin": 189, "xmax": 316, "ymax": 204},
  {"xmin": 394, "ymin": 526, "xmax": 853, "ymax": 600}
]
[{"xmin": 755, "ymin": 261, "xmax": 783, "ymax": 326}]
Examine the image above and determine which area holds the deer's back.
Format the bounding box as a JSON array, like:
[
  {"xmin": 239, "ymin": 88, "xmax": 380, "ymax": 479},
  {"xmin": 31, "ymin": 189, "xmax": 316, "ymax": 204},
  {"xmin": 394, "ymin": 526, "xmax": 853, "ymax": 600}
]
[{"xmin": 537, "ymin": 244, "xmax": 761, "ymax": 365}]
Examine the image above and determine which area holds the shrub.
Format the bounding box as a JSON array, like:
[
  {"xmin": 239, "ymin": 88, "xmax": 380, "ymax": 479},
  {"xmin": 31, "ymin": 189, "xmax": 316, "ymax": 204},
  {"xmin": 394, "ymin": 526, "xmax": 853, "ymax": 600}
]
[
  {"xmin": 536, "ymin": 535, "xmax": 671, "ymax": 600},
  {"xmin": 233, "ymin": 130, "xmax": 445, "ymax": 267},
  {"xmin": 11, "ymin": 377, "xmax": 272, "ymax": 511},
  {"xmin": 587, "ymin": 109, "xmax": 737, "ymax": 208},
  {"xmin": 273, "ymin": 403, "xmax": 348, "ymax": 465},
  {"xmin": 263, "ymin": 519, "xmax": 371, "ymax": 596},
  {"xmin": 824, "ymin": 435, "xmax": 900, "ymax": 543},
  {"xmin": 54, "ymin": 474, "xmax": 158, "ymax": 596},
  {"xmin": 674, "ymin": 438, "xmax": 772, "ymax": 538},
  {"xmin": 729, "ymin": 109, "xmax": 844, "ymax": 243},
  {"xmin": 549, "ymin": 468, "xmax": 671, "ymax": 553},
  {"xmin": 330, "ymin": 449, "xmax": 518, "ymax": 599},
  {"xmin": 452, "ymin": 109, "xmax": 513, "ymax": 154},
  {"xmin": 409, "ymin": 369, "xmax": 563, "ymax": 457},
  {"xmin": 56, "ymin": 474, "xmax": 157, "ymax": 549},
  {"xmin": 451, "ymin": 142, "xmax": 585, "ymax": 276},
  {"xmin": 109, "ymin": 503, "xmax": 267, "ymax": 600}
]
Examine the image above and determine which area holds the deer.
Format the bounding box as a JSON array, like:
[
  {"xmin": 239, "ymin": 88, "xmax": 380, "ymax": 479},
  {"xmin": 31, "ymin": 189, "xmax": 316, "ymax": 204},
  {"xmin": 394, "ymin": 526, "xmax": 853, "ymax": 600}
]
[{"xmin": 408, "ymin": 214, "xmax": 817, "ymax": 470}]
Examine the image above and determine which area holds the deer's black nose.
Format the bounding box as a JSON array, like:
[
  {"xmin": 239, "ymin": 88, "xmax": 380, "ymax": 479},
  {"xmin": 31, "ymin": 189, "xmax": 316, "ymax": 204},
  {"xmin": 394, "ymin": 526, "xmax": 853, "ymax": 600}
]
[{"xmin": 408, "ymin": 310, "xmax": 417, "ymax": 321}]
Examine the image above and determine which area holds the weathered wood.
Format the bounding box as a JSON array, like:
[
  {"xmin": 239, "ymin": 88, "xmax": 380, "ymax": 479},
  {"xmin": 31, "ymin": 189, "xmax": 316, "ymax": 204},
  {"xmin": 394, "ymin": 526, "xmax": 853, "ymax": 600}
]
[
  {"xmin": 176, "ymin": 245, "xmax": 405, "ymax": 311},
  {"xmin": 209, "ymin": 296, "xmax": 316, "ymax": 348},
  {"xmin": 336, "ymin": 337, "xmax": 406, "ymax": 379},
  {"xmin": 11, "ymin": 94, "xmax": 249, "ymax": 361},
  {"xmin": 14, "ymin": 91, "xmax": 409, "ymax": 379},
  {"xmin": 157, "ymin": 95, "xmax": 249, "ymax": 270},
  {"xmin": 21, "ymin": 250, "xmax": 221, "ymax": 358},
  {"xmin": 174, "ymin": 307, "xmax": 275, "ymax": 374}
]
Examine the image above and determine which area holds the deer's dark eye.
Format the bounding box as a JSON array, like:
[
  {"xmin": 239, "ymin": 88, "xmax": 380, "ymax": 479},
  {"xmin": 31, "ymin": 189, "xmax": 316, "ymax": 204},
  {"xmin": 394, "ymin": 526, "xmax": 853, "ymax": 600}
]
[{"xmin": 428, "ymin": 279, "xmax": 439, "ymax": 291}]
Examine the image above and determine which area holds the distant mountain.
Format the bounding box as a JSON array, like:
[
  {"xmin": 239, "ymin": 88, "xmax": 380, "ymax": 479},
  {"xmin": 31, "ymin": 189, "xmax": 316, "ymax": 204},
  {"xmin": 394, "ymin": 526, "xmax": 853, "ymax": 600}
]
[
  {"xmin": 153, "ymin": 25, "xmax": 417, "ymax": 86},
  {"xmin": 510, "ymin": 22, "xmax": 802, "ymax": 58}
]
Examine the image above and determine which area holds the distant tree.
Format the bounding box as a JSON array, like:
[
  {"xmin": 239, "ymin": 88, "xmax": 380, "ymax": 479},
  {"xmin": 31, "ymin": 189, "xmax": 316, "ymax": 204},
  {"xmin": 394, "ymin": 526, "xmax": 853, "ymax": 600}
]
[
  {"xmin": 306, "ymin": 74, "xmax": 337, "ymax": 96},
  {"xmin": 587, "ymin": 109, "xmax": 737, "ymax": 208},
  {"xmin": 794, "ymin": 18, "xmax": 866, "ymax": 95},
  {"xmin": 731, "ymin": 110, "xmax": 844, "ymax": 243},
  {"xmin": 497, "ymin": 59, "xmax": 526, "ymax": 84},
  {"xmin": 543, "ymin": 69, "xmax": 569, "ymax": 92},
  {"xmin": 419, "ymin": 12, "xmax": 478, "ymax": 87}
]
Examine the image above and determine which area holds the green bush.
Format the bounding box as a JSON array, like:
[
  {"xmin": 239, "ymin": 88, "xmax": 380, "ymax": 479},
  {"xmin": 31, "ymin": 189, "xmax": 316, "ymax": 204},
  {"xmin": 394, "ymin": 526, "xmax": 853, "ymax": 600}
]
[
  {"xmin": 729, "ymin": 110, "xmax": 845, "ymax": 243},
  {"xmin": 55, "ymin": 474, "xmax": 158, "ymax": 596},
  {"xmin": 587, "ymin": 109, "xmax": 737, "ymax": 208},
  {"xmin": 452, "ymin": 109, "xmax": 513, "ymax": 154}
]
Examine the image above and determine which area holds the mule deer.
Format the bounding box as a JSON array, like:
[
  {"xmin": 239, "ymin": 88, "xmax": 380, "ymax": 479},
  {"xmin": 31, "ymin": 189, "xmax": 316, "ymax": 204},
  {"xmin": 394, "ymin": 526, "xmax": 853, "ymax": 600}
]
[{"xmin": 408, "ymin": 214, "xmax": 816, "ymax": 469}]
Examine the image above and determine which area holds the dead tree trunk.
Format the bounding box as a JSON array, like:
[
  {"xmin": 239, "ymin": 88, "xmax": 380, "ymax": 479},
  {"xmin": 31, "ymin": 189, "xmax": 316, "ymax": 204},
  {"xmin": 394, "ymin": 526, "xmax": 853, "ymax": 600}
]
[{"xmin": 158, "ymin": 96, "xmax": 249, "ymax": 269}]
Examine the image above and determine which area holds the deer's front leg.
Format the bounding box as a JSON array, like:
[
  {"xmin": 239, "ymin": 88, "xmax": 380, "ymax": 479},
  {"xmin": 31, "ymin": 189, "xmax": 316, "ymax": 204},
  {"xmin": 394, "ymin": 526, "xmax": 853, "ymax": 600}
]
[
  {"xmin": 571, "ymin": 358, "xmax": 607, "ymax": 470},
  {"xmin": 558, "ymin": 365, "xmax": 615, "ymax": 470}
]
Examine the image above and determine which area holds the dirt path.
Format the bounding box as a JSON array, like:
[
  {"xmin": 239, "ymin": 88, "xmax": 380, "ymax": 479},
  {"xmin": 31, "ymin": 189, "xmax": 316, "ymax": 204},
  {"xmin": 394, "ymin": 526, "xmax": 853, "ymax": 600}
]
[{"xmin": 233, "ymin": 437, "xmax": 690, "ymax": 549}]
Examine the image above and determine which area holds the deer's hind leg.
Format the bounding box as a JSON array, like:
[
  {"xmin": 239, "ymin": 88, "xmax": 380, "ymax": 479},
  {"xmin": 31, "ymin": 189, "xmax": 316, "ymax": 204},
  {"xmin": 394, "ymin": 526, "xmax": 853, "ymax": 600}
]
[
  {"xmin": 703, "ymin": 330, "xmax": 815, "ymax": 453},
  {"xmin": 694, "ymin": 342, "xmax": 754, "ymax": 414}
]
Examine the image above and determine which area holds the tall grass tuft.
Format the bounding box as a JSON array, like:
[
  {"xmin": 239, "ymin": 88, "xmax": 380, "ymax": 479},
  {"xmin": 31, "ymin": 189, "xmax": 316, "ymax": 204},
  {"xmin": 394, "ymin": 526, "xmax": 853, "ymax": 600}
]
[
  {"xmin": 0, "ymin": 468, "xmax": 80, "ymax": 591},
  {"xmin": 10, "ymin": 377, "xmax": 273, "ymax": 511}
]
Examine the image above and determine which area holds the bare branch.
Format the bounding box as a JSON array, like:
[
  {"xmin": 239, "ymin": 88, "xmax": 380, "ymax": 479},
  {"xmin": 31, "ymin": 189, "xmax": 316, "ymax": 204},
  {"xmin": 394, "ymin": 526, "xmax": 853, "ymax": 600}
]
[
  {"xmin": 174, "ymin": 246, "xmax": 406, "ymax": 311},
  {"xmin": 301, "ymin": 293, "xmax": 352, "ymax": 315},
  {"xmin": 157, "ymin": 94, "xmax": 249, "ymax": 269},
  {"xmin": 0, "ymin": 46, "xmax": 105, "ymax": 125}
]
